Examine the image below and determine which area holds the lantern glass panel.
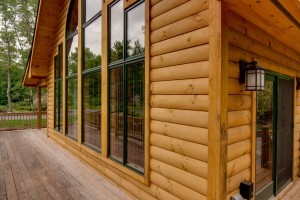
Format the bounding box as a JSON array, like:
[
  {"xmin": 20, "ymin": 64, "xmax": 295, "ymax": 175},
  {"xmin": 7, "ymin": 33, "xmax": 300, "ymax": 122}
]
[{"xmin": 246, "ymin": 69, "xmax": 257, "ymax": 90}]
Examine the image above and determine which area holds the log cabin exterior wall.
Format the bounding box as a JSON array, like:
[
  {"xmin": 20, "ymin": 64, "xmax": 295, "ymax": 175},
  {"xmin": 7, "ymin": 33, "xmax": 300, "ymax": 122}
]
[
  {"xmin": 150, "ymin": 0, "xmax": 209, "ymax": 199},
  {"xmin": 226, "ymin": 10, "xmax": 300, "ymax": 198},
  {"xmin": 45, "ymin": 0, "xmax": 210, "ymax": 199},
  {"xmin": 24, "ymin": 0, "xmax": 300, "ymax": 199}
]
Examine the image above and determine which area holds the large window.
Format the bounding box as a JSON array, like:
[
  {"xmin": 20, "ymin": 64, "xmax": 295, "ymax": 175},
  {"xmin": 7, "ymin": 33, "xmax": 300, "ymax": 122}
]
[
  {"xmin": 54, "ymin": 44, "xmax": 63, "ymax": 132},
  {"xmin": 82, "ymin": 0, "xmax": 102, "ymax": 150},
  {"xmin": 109, "ymin": 0, "xmax": 145, "ymax": 173},
  {"xmin": 66, "ymin": 0, "xmax": 79, "ymax": 140}
]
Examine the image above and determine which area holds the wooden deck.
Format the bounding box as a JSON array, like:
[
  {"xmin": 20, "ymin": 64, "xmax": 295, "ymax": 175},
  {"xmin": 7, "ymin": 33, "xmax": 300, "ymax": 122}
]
[
  {"xmin": 280, "ymin": 179, "xmax": 300, "ymax": 200},
  {"xmin": 0, "ymin": 129, "xmax": 133, "ymax": 200}
]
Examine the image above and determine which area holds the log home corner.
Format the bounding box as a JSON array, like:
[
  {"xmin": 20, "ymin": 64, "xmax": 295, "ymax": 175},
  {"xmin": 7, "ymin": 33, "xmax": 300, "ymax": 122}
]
[{"xmin": 22, "ymin": 0, "xmax": 300, "ymax": 199}]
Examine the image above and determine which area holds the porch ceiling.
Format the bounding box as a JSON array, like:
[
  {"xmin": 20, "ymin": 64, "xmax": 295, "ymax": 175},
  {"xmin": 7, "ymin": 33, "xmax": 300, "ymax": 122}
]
[
  {"xmin": 225, "ymin": 0, "xmax": 300, "ymax": 53},
  {"xmin": 23, "ymin": 0, "xmax": 67, "ymax": 87}
]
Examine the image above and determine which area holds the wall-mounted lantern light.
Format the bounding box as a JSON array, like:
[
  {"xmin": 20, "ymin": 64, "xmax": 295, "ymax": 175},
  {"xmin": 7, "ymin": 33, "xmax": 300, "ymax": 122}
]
[{"xmin": 239, "ymin": 60, "xmax": 265, "ymax": 91}]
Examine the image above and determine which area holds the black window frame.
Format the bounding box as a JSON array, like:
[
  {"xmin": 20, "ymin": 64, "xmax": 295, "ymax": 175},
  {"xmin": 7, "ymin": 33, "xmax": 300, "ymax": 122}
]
[
  {"xmin": 54, "ymin": 43, "xmax": 63, "ymax": 133},
  {"xmin": 65, "ymin": 0, "xmax": 79, "ymax": 141},
  {"xmin": 108, "ymin": 0, "xmax": 145, "ymax": 174},
  {"xmin": 81, "ymin": 0, "xmax": 102, "ymax": 152}
]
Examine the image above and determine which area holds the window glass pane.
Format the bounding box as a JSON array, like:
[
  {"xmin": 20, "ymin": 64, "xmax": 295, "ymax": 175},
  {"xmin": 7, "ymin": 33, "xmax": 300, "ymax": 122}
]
[
  {"xmin": 126, "ymin": 62, "xmax": 144, "ymax": 171},
  {"xmin": 256, "ymin": 80, "xmax": 273, "ymax": 192},
  {"xmin": 83, "ymin": 72, "xmax": 101, "ymax": 149},
  {"xmin": 127, "ymin": 2, "xmax": 145, "ymax": 57},
  {"xmin": 55, "ymin": 56, "xmax": 60, "ymax": 79},
  {"xmin": 67, "ymin": 0, "xmax": 78, "ymax": 36},
  {"xmin": 55, "ymin": 81, "xmax": 60, "ymax": 130},
  {"xmin": 109, "ymin": 66, "xmax": 123, "ymax": 161},
  {"xmin": 67, "ymin": 34, "xmax": 78, "ymax": 75},
  {"xmin": 59, "ymin": 44, "xmax": 63, "ymax": 78},
  {"xmin": 67, "ymin": 78, "xmax": 78, "ymax": 140},
  {"xmin": 84, "ymin": 17, "xmax": 101, "ymax": 70},
  {"xmin": 110, "ymin": 0, "xmax": 123, "ymax": 63},
  {"xmin": 85, "ymin": 0, "xmax": 102, "ymax": 22},
  {"xmin": 59, "ymin": 80, "xmax": 63, "ymax": 131}
]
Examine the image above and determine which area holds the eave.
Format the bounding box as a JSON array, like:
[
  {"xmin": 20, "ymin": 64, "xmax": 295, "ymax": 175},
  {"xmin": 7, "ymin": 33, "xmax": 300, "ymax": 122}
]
[
  {"xmin": 224, "ymin": 0, "xmax": 300, "ymax": 53},
  {"xmin": 23, "ymin": 0, "xmax": 65, "ymax": 87}
]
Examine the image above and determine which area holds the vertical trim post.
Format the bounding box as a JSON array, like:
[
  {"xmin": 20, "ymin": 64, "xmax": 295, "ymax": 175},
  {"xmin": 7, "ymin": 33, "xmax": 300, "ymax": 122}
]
[
  {"xmin": 37, "ymin": 86, "xmax": 42, "ymax": 129},
  {"xmin": 208, "ymin": 0, "xmax": 228, "ymax": 199}
]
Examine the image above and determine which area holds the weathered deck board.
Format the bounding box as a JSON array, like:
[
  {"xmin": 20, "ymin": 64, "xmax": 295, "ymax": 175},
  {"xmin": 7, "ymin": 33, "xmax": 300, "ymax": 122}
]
[
  {"xmin": 281, "ymin": 179, "xmax": 300, "ymax": 200},
  {"xmin": 0, "ymin": 129, "xmax": 133, "ymax": 200}
]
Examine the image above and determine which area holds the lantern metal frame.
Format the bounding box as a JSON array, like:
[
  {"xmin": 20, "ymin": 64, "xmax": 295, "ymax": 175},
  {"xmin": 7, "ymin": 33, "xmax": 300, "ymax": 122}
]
[{"xmin": 239, "ymin": 60, "xmax": 265, "ymax": 91}]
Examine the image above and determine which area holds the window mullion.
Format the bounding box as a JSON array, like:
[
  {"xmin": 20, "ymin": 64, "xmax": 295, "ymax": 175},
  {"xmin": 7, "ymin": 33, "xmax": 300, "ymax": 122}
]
[{"xmin": 123, "ymin": 6, "xmax": 127, "ymax": 165}]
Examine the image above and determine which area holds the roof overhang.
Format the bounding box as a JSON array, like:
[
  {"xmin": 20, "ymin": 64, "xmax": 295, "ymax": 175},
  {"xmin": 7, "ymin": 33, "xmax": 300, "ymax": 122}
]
[
  {"xmin": 23, "ymin": 0, "xmax": 66, "ymax": 87},
  {"xmin": 224, "ymin": 0, "xmax": 300, "ymax": 53}
]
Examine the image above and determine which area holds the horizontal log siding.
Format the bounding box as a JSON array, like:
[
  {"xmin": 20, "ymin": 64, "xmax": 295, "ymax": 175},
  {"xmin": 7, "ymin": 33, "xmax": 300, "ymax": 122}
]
[
  {"xmin": 46, "ymin": 0, "xmax": 68, "ymax": 132},
  {"xmin": 44, "ymin": 1, "xmax": 211, "ymax": 200},
  {"xmin": 226, "ymin": 10, "xmax": 300, "ymax": 198},
  {"xmin": 149, "ymin": 0, "xmax": 209, "ymax": 199}
]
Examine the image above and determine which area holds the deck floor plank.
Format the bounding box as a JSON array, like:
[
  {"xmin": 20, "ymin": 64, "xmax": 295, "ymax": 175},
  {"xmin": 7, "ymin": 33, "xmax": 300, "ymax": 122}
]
[
  {"xmin": 0, "ymin": 129, "xmax": 132, "ymax": 200},
  {"xmin": 7, "ymin": 133, "xmax": 42, "ymax": 200},
  {"xmin": 4, "ymin": 133, "xmax": 30, "ymax": 200},
  {"xmin": 0, "ymin": 140, "xmax": 7, "ymax": 200}
]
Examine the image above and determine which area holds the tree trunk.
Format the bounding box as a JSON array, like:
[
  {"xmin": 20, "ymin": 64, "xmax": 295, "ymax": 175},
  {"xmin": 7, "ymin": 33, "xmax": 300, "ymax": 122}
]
[{"xmin": 7, "ymin": 42, "xmax": 12, "ymax": 112}]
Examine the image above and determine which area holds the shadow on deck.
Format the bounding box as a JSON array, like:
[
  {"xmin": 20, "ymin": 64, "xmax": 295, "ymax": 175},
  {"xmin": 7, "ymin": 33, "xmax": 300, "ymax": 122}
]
[{"xmin": 0, "ymin": 129, "xmax": 133, "ymax": 200}]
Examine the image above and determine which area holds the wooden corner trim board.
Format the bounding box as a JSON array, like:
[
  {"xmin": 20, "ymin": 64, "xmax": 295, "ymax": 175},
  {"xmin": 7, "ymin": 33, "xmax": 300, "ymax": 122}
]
[{"xmin": 208, "ymin": 0, "xmax": 228, "ymax": 199}]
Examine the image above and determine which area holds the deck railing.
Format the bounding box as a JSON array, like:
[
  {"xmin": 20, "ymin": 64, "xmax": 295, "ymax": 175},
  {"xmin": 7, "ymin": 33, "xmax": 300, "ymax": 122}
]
[{"xmin": 0, "ymin": 112, "xmax": 47, "ymax": 131}]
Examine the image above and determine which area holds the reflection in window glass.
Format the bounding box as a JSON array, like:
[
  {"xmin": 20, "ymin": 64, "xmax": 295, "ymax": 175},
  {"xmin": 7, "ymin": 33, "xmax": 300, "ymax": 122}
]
[
  {"xmin": 85, "ymin": 0, "xmax": 102, "ymax": 22},
  {"xmin": 84, "ymin": 17, "xmax": 101, "ymax": 70},
  {"xmin": 126, "ymin": 62, "xmax": 144, "ymax": 171},
  {"xmin": 256, "ymin": 80, "xmax": 273, "ymax": 192},
  {"xmin": 67, "ymin": 34, "xmax": 78, "ymax": 75},
  {"xmin": 127, "ymin": 2, "xmax": 145, "ymax": 57},
  {"xmin": 83, "ymin": 72, "xmax": 101, "ymax": 149},
  {"xmin": 109, "ymin": 67, "xmax": 123, "ymax": 161},
  {"xmin": 55, "ymin": 81, "xmax": 60, "ymax": 129},
  {"xmin": 67, "ymin": 0, "xmax": 78, "ymax": 36},
  {"xmin": 59, "ymin": 44, "xmax": 63, "ymax": 77},
  {"xmin": 67, "ymin": 78, "xmax": 78, "ymax": 140},
  {"xmin": 59, "ymin": 82, "xmax": 63, "ymax": 131},
  {"xmin": 110, "ymin": 0, "xmax": 123, "ymax": 63},
  {"xmin": 55, "ymin": 55, "xmax": 60, "ymax": 79},
  {"xmin": 54, "ymin": 44, "xmax": 63, "ymax": 133}
]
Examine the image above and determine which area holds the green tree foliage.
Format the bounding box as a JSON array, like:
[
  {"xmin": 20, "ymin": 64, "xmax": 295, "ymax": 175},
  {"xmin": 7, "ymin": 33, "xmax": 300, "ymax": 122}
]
[
  {"xmin": 257, "ymin": 81, "xmax": 273, "ymax": 128},
  {"xmin": 84, "ymin": 47, "xmax": 101, "ymax": 69},
  {"xmin": 0, "ymin": 0, "xmax": 38, "ymax": 112}
]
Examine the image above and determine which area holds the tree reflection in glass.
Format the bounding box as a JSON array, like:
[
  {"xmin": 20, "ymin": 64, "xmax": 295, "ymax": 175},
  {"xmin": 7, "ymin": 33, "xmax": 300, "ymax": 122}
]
[
  {"xmin": 67, "ymin": 35, "xmax": 78, "ymax": 75},
  {"xmin": 84, "ymin": 17, "xmax": 101, "ymax": 70},
  {"xmin": 67, "ymin": 78, "xmax": 78, "ymax": 140},
  {"xmin": 127, "ymin": 2, "xmax": 145, "ymax": 57},
  {"xmin": 83, "ymin": 72, "xmax": 101, "ymax": 149},
  {"xmin": 110, "ymin": 0, "xmax": 123, "ymax": 62},
  {"xmin": 109, "ymin": 66, "xmax": 123, "ymax": 161},
  {"xmin": 126, "ymin": 61, "xmax": 144, "ymax": 171}
]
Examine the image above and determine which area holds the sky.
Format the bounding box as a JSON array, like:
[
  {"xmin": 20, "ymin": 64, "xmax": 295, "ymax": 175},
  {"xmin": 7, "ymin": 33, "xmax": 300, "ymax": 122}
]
[{"xmin": 69, "ymin": 0, "xmax": 145, "ymax": 58}]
